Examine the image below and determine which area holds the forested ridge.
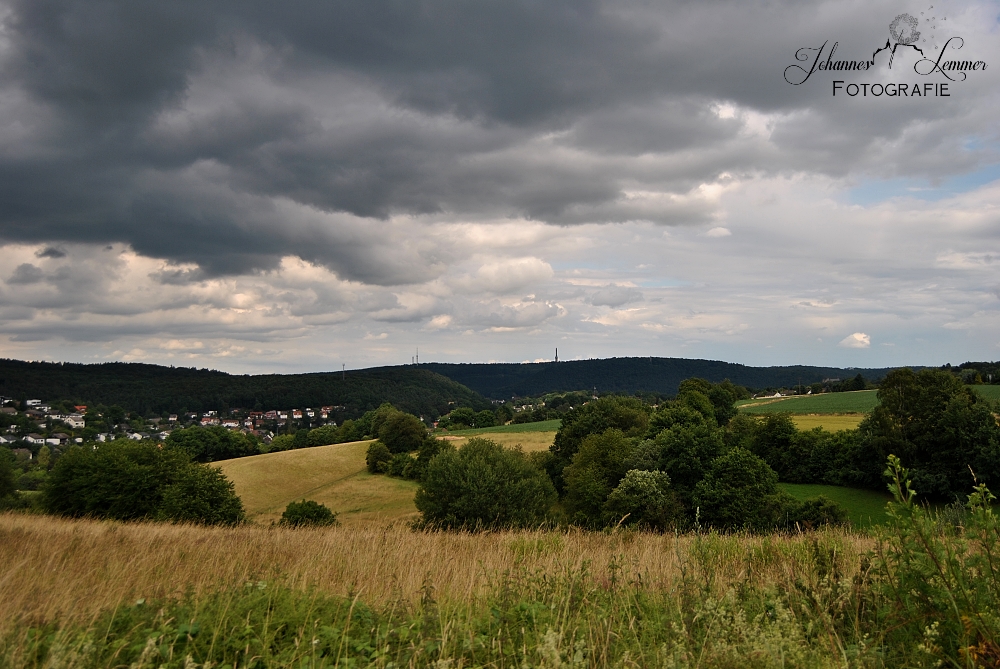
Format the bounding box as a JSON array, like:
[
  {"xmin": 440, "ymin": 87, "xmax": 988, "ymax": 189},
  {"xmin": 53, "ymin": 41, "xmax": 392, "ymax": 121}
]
[
  {"xmin": 0, "ymin": 359, "xmax": 489, "ymax": 418},
  {"xmin": 421, "ymin": 357, "xmax": 900, "ymax": 398}
]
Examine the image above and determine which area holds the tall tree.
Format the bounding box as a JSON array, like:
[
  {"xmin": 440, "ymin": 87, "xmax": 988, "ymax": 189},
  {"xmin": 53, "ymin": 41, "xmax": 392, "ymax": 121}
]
[{"xmin": 860, "ymin": 368, "xmax": 1000, "ymax": 499}]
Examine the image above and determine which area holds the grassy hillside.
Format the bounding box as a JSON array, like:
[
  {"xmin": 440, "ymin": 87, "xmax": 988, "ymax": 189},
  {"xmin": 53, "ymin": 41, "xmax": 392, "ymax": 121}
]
[
  {"xmin": 219, "ymin": 426, "xmax": 560, "ymax": 524},
  {"xmin": 217, "ymin": 440, "xmax": 419, "ymax": 525},
  {"xmin": 0, "ymin": 359, "xmax": 490, "ymax": 418},
  {"xmin": 737, "ymin": 389, "xmax": 879, "ymax": 414}
]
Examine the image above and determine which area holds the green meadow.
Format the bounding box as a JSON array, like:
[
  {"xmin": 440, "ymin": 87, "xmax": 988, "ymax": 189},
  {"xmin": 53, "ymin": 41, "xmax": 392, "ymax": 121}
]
[
  {"xmin": 779, "ymin": 483, "xmax": 892, "ymax": 529},
  {"xmin": 972, "ymin": 384, "xmax": 1000, "ymax": 401},
  {"xmin": 737, "ymin": 389, "xmax": 878, "ymax": 414},
  {"xmin": 442, "ymin": 418, "xmax": 562, "ymax": 434}
]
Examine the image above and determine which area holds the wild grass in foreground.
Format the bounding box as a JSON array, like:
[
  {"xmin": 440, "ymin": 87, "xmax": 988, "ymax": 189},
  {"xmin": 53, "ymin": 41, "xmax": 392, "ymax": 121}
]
[{"xmin": 3, "ymin": 459, "xmax": 999, "ymax": 668}]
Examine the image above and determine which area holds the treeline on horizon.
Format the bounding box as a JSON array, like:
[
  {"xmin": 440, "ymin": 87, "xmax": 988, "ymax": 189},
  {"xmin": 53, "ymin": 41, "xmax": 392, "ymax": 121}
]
[
  {"xmin": 2, "ymin": 356, "xmax": 997, "ymax": 419},
  {"xmin": 0, "ymin": 359, "xmax": 489, "ymax": 419},
  {"xmin": 421, "ymin": 357, "xmax": 904, "ymax": 398}
]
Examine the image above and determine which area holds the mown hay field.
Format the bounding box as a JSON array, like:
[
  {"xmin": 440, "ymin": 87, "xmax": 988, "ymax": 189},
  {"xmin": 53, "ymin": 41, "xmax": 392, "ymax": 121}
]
[{"xmin": 789, "ymin": 414, "xmax": 864, "ymax": 431}]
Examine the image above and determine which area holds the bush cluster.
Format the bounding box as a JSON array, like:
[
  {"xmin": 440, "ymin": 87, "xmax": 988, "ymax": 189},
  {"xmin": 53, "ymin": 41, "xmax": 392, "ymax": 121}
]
[
  {"xmin": 41, "ymin": 440, "xmax": 245, "ymax": 525},
  {"xmin": 278, "ymin": 499, "xmax": 338, "ymax": 527},
  {"xmin": 415, "ymin": 438, "xmax": 555, "ymax": 529},
  {"xmin": 547, "ymin": 381, "xmax": 848, "ymax": 531}
]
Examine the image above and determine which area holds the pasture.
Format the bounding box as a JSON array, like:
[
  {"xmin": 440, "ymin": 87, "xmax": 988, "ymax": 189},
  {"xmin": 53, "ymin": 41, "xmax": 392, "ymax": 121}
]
[
  {"xmin": 737, "ymin": 389, "xmax": 878, "ymax": 414},
  {"xmin": 779, "ymin": 483, "xmax": 892, "ymax": 529}
]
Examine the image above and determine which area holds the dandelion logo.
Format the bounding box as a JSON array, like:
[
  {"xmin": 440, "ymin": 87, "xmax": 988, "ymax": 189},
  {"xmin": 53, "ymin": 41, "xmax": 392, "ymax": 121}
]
[
  {"xmin": 890, "ymin": 13, "xmax": 920, "ymax": 45},
  {"xmin": 874, "ymin": 11, "xmax": 925, "ymax": 67}
]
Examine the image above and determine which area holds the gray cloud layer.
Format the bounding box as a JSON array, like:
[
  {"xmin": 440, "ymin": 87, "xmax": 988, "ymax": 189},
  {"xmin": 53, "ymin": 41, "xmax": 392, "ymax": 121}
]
[
  {"xmin": 0, "ymin": 0, "xmax": 997, "ymax": 368},
  {"xmin": 2, "ymin": 0, "xmax": 996, "ymax": 280}
]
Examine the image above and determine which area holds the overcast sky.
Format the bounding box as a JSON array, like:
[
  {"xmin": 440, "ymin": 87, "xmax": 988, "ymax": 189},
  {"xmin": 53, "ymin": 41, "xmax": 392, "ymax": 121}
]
[{"xmin": 0, "ymin": 0, "xmax": 997, "ymax": 373}]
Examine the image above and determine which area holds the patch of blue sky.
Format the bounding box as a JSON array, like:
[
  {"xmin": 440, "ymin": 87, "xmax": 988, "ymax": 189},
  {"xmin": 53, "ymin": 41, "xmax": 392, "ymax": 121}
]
[{"xmin": 846, "ymin": 161, "xmax": 1000, "ymax": 205}]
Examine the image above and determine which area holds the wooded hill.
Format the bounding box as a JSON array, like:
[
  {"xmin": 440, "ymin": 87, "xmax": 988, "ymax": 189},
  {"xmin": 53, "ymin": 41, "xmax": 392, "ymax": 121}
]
[
  {"xmin": 420, "ymin": 358, "xmax": 898, "ymax": 399},
  {"xmin": 0, "ymin": 360, "xmax": 489, "ymax": 418}
]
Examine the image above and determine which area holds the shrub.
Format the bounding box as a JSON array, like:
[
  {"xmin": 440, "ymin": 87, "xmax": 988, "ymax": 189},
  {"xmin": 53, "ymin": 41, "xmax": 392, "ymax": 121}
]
[
  {"xmin": 603, "ymin": 469, "xmax": 680, "ymax": 530},
  {"xmin": 366, "ymin": 441, "xmax": 393, "ymax": 474},
  {"xmin": 874, "ymin": 455, "xmax": 1000, "ymax": 665},
  {"xmin": 158, "ymin": 465, "xmax": 246, "ymax": 525},
  {"xmin": 388, "ymin": 452, "xmax": 415, "ymax": 477},
  {"xmin": 786, "ymin": 495, "xmax": 848, "ymax": 529},
  {"xmin": 279, "ymin": 499, "xmax": 338, "ymax": 527},
  {"xmin": 415, "ymin": 438, "xmax": 556, "ymax": 529}
]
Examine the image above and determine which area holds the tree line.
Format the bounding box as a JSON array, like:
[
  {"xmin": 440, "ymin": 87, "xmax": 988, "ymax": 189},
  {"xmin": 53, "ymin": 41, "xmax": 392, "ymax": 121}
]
[{"xmin": 0, "ymin": 359, "xmax": 489, "ymax": 419}]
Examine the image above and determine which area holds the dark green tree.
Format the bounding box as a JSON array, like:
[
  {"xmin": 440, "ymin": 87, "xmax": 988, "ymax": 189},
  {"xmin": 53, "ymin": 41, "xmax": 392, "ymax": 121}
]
[
  {"xmin": 415, "ymin": 438, "xmax": 555, "ymax": 529},
  {"xmin": 446, "ymin": 407, "xmax": 477, "ymax": 428},
  {"xmin": 550, "ymin": 396, "xmax": 650, "ymax": 489},
  {"xmin": 562, "ymin": 429, "xmax": 636, "ymax": 526},
  {"xmin": 475, "ymin": 410, "xmax": 497, "ymax": 428},
  {"xmin": 860, "ymin": 368, "xmax": 1000, "ymax": 498},
  {"xmin": 693, "ymin": 448, "xmax": 787, "ymax": 531},
  {"xmin": 651, "ymin": 416, "xmax": 725, "ymax": 510},
  {"xmin": 42, "ymin": 440, "xmax": 243, "ymax": 525},
  {"xmin": 366, "ymin": 441, "xmax": 393, "ymax": 473},
  {"xmin": 166, "ymin": 426, "xmax": 259, "ymax": 462},
  {"xmin": 0, "ymin": 448, "xmax": 18, "ymax": 504},
  {"xmin": 378, "ymin": 412, "xmax": 430, "ymax": 453}
]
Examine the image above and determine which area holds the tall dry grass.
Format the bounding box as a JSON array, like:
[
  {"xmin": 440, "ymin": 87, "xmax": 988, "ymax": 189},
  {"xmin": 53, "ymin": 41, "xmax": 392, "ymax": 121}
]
[{"xmin": 0, "ymin": 511, "xmax": 873, "ymax": 634}]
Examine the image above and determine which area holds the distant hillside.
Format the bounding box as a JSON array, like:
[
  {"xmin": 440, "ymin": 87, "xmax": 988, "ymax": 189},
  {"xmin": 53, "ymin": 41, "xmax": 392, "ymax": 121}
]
[
  {"xmin": 420, "ymin": 358, "xmax": 898, "ymax": 399},
  {"xmin": 0, "ymin": 359, "xmax": 489, "ymax": 418}
]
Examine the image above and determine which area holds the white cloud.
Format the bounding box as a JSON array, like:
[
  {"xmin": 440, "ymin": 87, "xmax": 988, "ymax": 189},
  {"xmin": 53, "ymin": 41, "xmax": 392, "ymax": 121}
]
[
  {"xmin": 706, "ymin": 227, "xmax": 732, "ymax": 238},
  {"xmin": 839, "ymin": 332, "xmax": 871, "ymax": 349}
]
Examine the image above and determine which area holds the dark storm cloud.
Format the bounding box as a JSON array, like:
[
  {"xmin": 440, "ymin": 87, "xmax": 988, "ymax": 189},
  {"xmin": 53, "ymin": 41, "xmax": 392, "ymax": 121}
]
[{"xmin": 0, "ymin": 0, "xmax": 996, "ymax": 282}]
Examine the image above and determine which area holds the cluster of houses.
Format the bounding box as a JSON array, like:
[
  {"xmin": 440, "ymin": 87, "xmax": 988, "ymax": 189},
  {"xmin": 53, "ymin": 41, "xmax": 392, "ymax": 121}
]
[
  {"xmin": 195, "ymin": 407, "xmax": 341, "ymax": 432},
  {"xmin": 1, "ymin": 395, "xmax": 344, "ymax": 450}
]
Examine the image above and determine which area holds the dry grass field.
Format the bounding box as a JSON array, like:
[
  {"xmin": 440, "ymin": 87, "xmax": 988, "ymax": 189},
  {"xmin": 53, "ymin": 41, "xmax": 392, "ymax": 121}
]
[
  {"xmin": 217, "ymin": 440, "xmax": 419, "ymax": 525},
  {"xmin": 790, "ymin": 414, "xmax": 864, "ymax": 431},
  {"xmin": 0, "ymin": 512, "xmax": 871, "ymax": 635},
  {"xmin": 219, "ymin": 433, "xmax": 555, "ymax": 525},
  {"xmin": 439, "ymin": 430, "xmax": 555, "ymax": 452}
]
